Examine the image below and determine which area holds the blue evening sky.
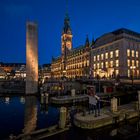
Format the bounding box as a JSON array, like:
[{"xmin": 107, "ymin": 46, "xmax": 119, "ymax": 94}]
[{"xmin": 0, "ymin": 0, "xmax": 140, "ymax": 64}]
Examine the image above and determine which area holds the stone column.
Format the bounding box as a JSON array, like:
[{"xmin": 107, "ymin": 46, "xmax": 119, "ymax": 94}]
[
  {"xmin": 59, "ymin": 107, "xmax": 67, "ymax": 129},
  {"xmin": 111, "ymin": 97, "xmax": 118, "ymax": 112}
]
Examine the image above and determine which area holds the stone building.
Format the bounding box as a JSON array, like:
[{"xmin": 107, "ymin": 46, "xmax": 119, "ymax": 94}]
[
  {"xmin": 91, "ymin": 28, "xmax": 140, "ymax": 79},
  {"xmin": 51, "ymin": 15, "xmax": 92, "ymax": 79},
  {"xmin": 51, "ymin": 15, "xmax": 140, "ymax": 79}
]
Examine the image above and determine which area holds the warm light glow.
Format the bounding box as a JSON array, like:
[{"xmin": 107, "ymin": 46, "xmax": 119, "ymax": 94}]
[
  {"xmin": 105, "ymin": 52, "xmax": 108, "ymax": 59},
  {"xmin": 127, "ymin": 59, "xmax": 130, "ymax": 67},
  {"xmin": 101, "ymin": 54, "xmax": 104, "ymax": 60},
  {"xmin": 130, "ymin": 66, "xmax": 136, "ymax": 69},
  {"xmin": 115, "ymin": 60, "xmax": 119, "ymax": 67},
  {"xmin": 110, "ymin": 51, "xmax": 113, "ymax": 58},
  {"xmin": 136, "ymin": 51, "xmax": 138, "ymax": 58},
  {"xmin": 115, "ymin": 50, "xmax": 119, "ymax": 57},
  {"xmin": 127, "ymin": 49, "xmax": 130, "ymax": 57},
  {"xmin": 132, "ymin": 50, "xmax": 134, "ymax": 57}
]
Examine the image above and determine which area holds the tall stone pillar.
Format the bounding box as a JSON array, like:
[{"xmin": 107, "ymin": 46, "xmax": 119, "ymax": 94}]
[{"xmin": 26, "ymin": 22, "xmax": 38, "ymax": 94}]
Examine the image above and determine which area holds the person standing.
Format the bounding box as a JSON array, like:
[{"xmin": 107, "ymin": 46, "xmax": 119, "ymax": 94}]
[{"xmin": 87, "ymin": 88, "xmax": 97, "ymax": 117}]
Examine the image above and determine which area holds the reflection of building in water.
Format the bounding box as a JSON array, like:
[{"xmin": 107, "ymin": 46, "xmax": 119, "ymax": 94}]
[
  {"xmin": 23, "ymin": 96, "xmax": 37, "ymax": 134},
  {"xmin": 20, "ymin": 96, "xmax": 25, "ymax": 104}
]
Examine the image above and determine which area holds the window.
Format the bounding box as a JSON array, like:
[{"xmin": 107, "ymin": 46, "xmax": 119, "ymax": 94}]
[
  {"xmin": 101, "ymin": 54, "xmax": 104, "ymax": 60},
  {"xmin": 116, "ymin": 60, "xmax": 119, "ymax": 67},
  {"xmin": 128, "ymin": 69, "xmax": 130, "ymax": 77},
  {"xmin": 94, "ymin": 64, "xmax": 96, "ymax": 69},
  {"xmin": 137, "ymin": 70, "xmax": 139, "ymax": 77},
  {"xmin": 101, "ymin": 62, "xmax": 104, "ymax": 69},
  {"xmin": 97, "ymin": 63, "xmax": 100, "ymax": 69},
  {"xmin": 127, "ymin": 59, "xmax": 130, "ymax": 67},
  {"xmin": 105, "ymin": 61, "xmax": 108, "ymax": 68},
  {"xmin": 136, "ymin": 51, "xmax": 138, "ymax": 58},
  {"xmin": 115, "ymin": 50, "xmax": 119, "ymax": 57},
  {"xmin": 127, "ymin": 49, "xmax": 130, "ymax": 57},
  {"xmin": 136, "ymin": 60, "xmax": 139, "ymax": 67},
  {"xmin": 97, "ymin": 55, "xmax": 100, "ymax": 61},
  {"xmin": 132, "ymin": 60, "xmax": 135, "ymax": 66},
  {"xmin": 105, "ymin": 52, "xmax": 108, "ymax": 59},
  {"xmin": 132, "ymin": 50, "xmax": 134, "ymax": 57},
  {"xmin": 94, "ymin": 56, "xmax": 96, "ymax": 61},
  {"xmin": 115, "ymin": 70, "xmax": 119, "ymax": 76},
  {"xmin": 110, "ymin": 61, "xmax": 113, "ymax": 67},
  {"xmin": 110, "ymin": 51, "xmax": 113, "ymax": 58}
]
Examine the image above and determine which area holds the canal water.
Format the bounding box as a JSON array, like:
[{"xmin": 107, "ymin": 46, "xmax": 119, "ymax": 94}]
[{"xmin": 0, "ymin": 96, "xmax": 140, "ymax": 140}]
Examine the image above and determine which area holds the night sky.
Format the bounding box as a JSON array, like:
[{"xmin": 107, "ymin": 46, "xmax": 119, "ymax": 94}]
[{"xmin": 0, "ymin": 0, "xmax": 140, "ymax": 65}]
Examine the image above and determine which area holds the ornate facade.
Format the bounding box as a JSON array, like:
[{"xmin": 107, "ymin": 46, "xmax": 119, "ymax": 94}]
[{"xmin": 51, "ymin": 15, "xmax": 140, "ymax": 79}]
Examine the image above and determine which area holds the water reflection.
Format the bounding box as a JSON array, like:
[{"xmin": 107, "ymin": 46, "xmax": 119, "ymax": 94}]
[
  {"xmin": 23, "ymin": 96, "xmax": 37, "ymax": 134},
  {"xmin": 20, "ymin": 96, "xmax": 25, "ymax": 104},
  {"xmin": 5, "ymin": 97, "xmax": 10, "ymax": 104}
]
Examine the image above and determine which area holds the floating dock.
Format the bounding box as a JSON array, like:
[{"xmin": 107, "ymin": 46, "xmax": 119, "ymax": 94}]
[
  {"xmin": 50, "ymin": 95, "xmax": 89, "ymax": 104},
  {"xmin": 74, "ymin": 102, "xmax": 140, "ymax": 129}
]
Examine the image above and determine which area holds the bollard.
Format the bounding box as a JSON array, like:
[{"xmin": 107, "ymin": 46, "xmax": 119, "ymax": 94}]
[
  {"xmin": 41, "ymin": 94, "xmax": 44, "ymax": 104},
  {"xmin": 45, "ymin": 93, "xmax": 49, "ymax": 104},
  {"xmin": 59, "ymin": 107, "xmax": 67, "ymax": 129},
  {"xmin": 111, "ymin": 97, "xmax": 118, "ymax": 112},
  {"xmin": 71, "ymin": 89, "xmax": 75, "ymax": 97},
  {"xmin": 138, "ymin": 91, "xmax": 140, "ymax": 110}
]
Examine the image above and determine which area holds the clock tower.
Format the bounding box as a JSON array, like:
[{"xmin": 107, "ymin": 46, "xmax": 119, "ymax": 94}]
[{"xmin": 61, "ymin": 14, "xmax": 72, "ymax": 55}]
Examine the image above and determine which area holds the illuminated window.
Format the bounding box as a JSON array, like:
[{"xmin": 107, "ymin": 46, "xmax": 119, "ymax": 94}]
[
  {"xmin": 115, "ymin": 50, "xmax": 119, "ymax": 57},
  {"xmin": 115, "ymin": 70, "xmax": 119, "ymax": 76},
  {"xmin": 137, "ymin": 70, "xmax": 139, "ymax": 77},
  {"xmin": 132, "ymin": 50, "xmax": 134, "ymax": 57},
  {"xmin": 110, "ymin": 61, "xmax": 113, "ymax": 67},
  {"xmin": 94, "ymin": 56, "xmax": 96, "ymax": 61},
  {"xmin": 136, "ymin": 51, "xmax": 138, "ymax": 58},
  {"xmin": 94, "ymin": 64, "xmax": 96, "ymax": 69},
  {"xmin": 127, "ymin": 49, "xmax": 130, "ymax": 57},
  {"xmin": 101, "ymin": 54, "xmax": 104, "ymax": 60},
  {"xmin": 101, "ymin": 62, "xmax": 103, "ymax": 69},
  {"xmin": 132, "ymin": 60, "xmax": 135, "ymax": 66},
  {"xmin": 105, "ymin": 53, "xmax": 108, "ymax": 59},
  {"xmin": 128, "ymin": 69, "xmax": 130, "ymax": 77},
  {"xmin": 87, "ymin": 60, "xmax": 89, "ymax": 66},
  {"xmin": 127, "ymin": 59, "xmax": 130, "ymax": 67},
  {"xmin": 110, "ymin": 51, "xmax": 113, "ymax": 58},
  {"xmin": 136, "ymin": 60, "xmax": 139, "ymax": 67},
  {"xmin": 116, "ymin": 60, "xmax": 119, "ymax": 67},
  {"xmin": 105, "ymin": 61, "xmax": 108, "ymax": 68},
  {"xmin": 97, "ymin": 63, "xmax": 100, "ymax": 69},
  {"xmin": 97, "ymin": 55, "xmax": 100, "ymax": 61}
]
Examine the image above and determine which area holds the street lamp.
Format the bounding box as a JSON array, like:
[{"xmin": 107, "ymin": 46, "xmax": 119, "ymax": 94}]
[{"xmin": 130, "ymin": 66, "xmax": 136, "ymax": 86}]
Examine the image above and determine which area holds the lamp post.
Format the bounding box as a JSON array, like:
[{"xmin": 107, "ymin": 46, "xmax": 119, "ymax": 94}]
[{"xmin": 130, "ymin": 66, "xmax": 136, "ymax": 86}]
